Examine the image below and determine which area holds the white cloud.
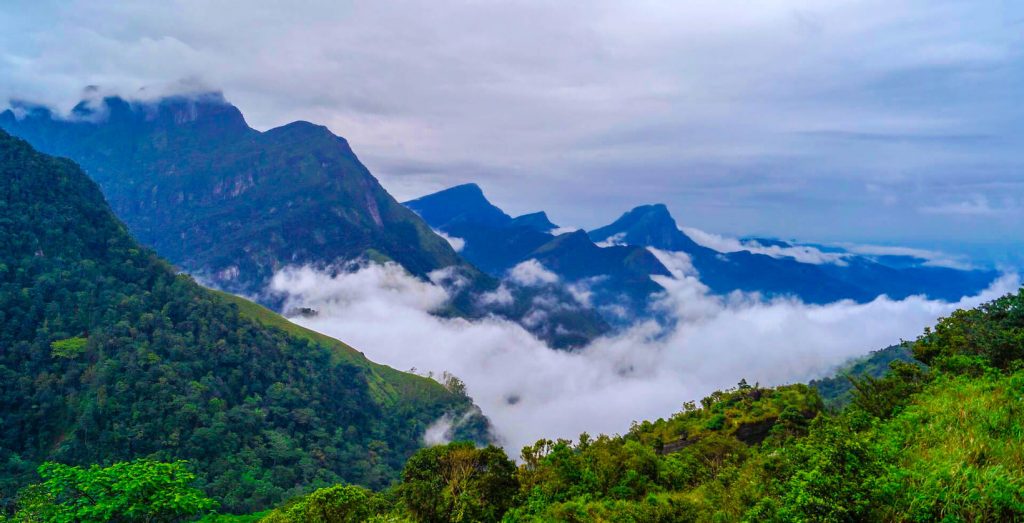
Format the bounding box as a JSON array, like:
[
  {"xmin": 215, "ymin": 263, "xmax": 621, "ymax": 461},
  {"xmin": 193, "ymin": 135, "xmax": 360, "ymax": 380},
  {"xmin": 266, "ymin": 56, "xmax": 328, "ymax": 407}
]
[
  {"xmin": 595, "ymin": 232, "xmax": 626, "ymax": 248},
  {"xmin": 648, "ymin": 248, "xmax": 698, "ymax": 279},
  {"xmin": 918, "ymin": 195, "xmax": 1008, "ymax": 217},
  {"xmin": 477, "ymin": 284, "xmax": 515, "ymax": 308},
  {"xmin": 566, "ymin": 277, "xmax": 602, "ymax": 307},
  {"xmin": 836, "ymin": 243, "xmax": 974, "ymax": 270},
  {"xmin": 682, "ymin": 227, "xmax": 850, "ymax": 265},
  {"xmin": 270, "ymin": 261, "xmax": 1017, "ymax": 455},
  {"xmin": 507, "ymin": 259, "xmax": 559, "ymax": 287},
  {"xmin": 434, "ymin": 229, "xmax": 465, "ymax": 252},
  {"xmin": 549, "ymin": 227, "xmax": 582, "ymax": 236}
]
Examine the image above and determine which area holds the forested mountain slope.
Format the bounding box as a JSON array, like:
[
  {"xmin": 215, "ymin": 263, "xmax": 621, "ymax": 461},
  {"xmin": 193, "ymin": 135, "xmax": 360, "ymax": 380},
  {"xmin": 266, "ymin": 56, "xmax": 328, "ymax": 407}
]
[
  {"xmin": 0, "ymin": 93, "xmax": 464, "ymax": 297},
  {"xmin": 0, "ymin": 130, "xmax": 488, "ymax": 513}
]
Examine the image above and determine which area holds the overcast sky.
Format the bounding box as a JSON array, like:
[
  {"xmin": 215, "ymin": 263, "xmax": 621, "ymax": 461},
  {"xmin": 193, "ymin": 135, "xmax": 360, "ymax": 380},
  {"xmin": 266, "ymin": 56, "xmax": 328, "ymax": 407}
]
[{"xmin": 2, "ymin": 1, "xmax": 1022, "ymax": 264}]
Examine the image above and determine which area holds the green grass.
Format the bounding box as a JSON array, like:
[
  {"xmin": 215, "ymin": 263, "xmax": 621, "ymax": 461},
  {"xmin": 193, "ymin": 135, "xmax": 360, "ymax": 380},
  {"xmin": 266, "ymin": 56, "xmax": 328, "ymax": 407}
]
[
  {"xmin": 874, "ymin": 370, "xmax": 1024, "ymax": 520},
  {"xmin": 211, "ymin": 290, "xmax": 452, "ymax": 408}
]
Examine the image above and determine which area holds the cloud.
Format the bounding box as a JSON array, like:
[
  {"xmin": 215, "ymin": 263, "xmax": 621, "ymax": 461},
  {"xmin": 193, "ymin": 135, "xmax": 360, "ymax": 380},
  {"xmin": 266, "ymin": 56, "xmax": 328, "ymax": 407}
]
[
  {"xmin": 477, "ymin": 284, "xmax": 514, "ymax": 308},
  {"xmin": 682, "ymin": 227, "xmax": 850, "ymax": 265},
  {"xmin": 918, "ymin": 195, "xmax": 1009, "ymax": 217},
  {"xmin": 507, "ymin": 259, "xmax": 559, "ymax": 287},
  {"xmin": 434, "ymin": 229, "xmax": 465, "ymax": 252},
  {"xmin": 595, "ymin": 232, "xmax": 626, "ymax": 248},
  {"xmin": 270, "ymin": 261, "xmax": 1017, "ymax": 455},
  {"xmin": 835, "ymin": 243, "xmax": 974, "ymax": 270}
]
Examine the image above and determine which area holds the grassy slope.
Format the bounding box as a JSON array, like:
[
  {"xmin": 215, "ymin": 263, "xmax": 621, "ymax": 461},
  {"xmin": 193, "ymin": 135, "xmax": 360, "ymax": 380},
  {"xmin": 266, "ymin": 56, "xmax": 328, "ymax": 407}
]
[
  {"xmin": 873, "ymin": 370, "xmax": 1024, "ymax": 520},
  {"xmin": 211, "ymin": 290, "xmax": 451, "ymax": 408}
]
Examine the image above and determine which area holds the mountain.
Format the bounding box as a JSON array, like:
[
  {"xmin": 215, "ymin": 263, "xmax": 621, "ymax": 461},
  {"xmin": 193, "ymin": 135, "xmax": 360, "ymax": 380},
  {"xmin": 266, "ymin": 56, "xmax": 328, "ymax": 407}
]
[
  {"xmin": 406, "ymin": 185, "xmax": 672, "ymax": 323},
  {"xmin": 0, "ymin": 93, "xmax": 464, "ymax": 297},
  {"xmin": 590, "ymin": 203, "xmax": 705, "ymax": 253},
  {"xmin": 0, "ymin": 130, "xmax": 488, "ymax": 512},
  {"xmin": 509, "ymin": 211, "xmax": 558, "ymax": 233},
  {"xmin": 407, "ymin": 183, "xmax": 513, "ymax": 230},
  {"xmin": 590, "ymin": 204, "xmax": 997, "ymax": 304},
  {"xmin": 0, "ymin": 94, "xmax": 610, "ymax": 349}
]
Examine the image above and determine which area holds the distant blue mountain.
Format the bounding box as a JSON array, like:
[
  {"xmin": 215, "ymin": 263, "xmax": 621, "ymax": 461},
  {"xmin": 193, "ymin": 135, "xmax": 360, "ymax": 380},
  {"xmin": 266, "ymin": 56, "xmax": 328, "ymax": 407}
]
[
  {"xmin": 408, "ymin": 184, "xmax": 997, "ymax": 311},
  {"xmin": 590, "ymin": 204, "xmax": 997, "ymax": 303},
  {"xmin": 406, "ymin": 186, "xmax": 670, "ymax": 322},
  {"xmin": 509, "ymin": 211, "xmax": 558, "ymax": 233},
  {"xmin": 408, "ymin": 183, "xmax": 513, "ymax": 230}
]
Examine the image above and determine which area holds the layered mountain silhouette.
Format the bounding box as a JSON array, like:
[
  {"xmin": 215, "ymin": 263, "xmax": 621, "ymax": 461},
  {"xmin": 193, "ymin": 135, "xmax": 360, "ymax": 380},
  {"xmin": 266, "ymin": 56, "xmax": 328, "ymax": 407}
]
[
  {"xmin": 0, "ymin": 93, "xmax": 608, "ymax": 348},
  {"xmin": 406, "ymin": 184, "xmax": 671, "ymax": 322},
  {"xmin": 408, "ymin": 184, "xmax": 997, "ymax": 317},
  {"xmin": 590, "ymin": 203, "xmax": 996, "ymax": 303}
]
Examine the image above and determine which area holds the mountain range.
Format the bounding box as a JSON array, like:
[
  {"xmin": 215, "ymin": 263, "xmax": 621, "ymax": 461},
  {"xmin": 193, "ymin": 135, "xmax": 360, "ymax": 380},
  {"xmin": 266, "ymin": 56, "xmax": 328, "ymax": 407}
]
[
  {"xmin": 406, "ymin": 183, "xmax": 997, "ymax": 326},
  {"xmin": 1, "ymin": 91, "xmax": 997, "ymax": 349},
  {"xmin": 0, "ymin": 93, "xmax": 607, "ymax": 348}
]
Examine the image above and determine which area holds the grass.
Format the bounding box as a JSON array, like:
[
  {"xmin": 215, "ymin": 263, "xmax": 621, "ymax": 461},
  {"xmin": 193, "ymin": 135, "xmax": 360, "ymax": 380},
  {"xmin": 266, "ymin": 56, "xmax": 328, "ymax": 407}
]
[
  {"xmin": 211, "ymin": 290, "xmax": 453, "ymax": 408},
  {"xmin": 875, "ymin": 370, "xmax": 1024, "ymax": 520}
]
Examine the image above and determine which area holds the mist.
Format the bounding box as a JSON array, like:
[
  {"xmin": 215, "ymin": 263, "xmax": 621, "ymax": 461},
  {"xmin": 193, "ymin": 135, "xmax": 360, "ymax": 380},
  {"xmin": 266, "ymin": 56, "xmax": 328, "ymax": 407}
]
[{"xmin": 269, "ymin": 260, "xmax": 1018, "ymax": 454}]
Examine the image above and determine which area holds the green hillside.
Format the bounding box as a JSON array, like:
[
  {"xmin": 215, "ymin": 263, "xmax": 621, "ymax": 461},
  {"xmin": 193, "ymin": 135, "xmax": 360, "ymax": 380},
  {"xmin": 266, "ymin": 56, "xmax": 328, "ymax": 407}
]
[
  {"xmin": 0, "ymin": 95, "xmax": 464, "ymax": 297},
  {"xmin": 234, "ymin": 287, "xmax": 1024, "ymax": 522},
  {"xmin": 0, "ymin": 130, "xmax": 488, "ymax": 514},
  {"xmin": 210, "ymin": 290, "xmax": 456, "ymax": 409}
]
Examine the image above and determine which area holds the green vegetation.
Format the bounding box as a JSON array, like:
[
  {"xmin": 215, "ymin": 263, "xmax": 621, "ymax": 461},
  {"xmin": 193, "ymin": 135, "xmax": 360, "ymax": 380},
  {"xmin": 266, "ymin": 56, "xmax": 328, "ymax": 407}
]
[
  {"xmin": 8, "ymin": 460, "xmax": 215, "ymax": 523},
  {"xmin": 810, "ymin": 344, "xmax": 920, "ymax": 409},
  {"xmin": 48, "ymin": 336, "xmax": 88, "ymax": 359},
  {"xmin": 0, "ymin": 130, "xmax": 487, "ymax": 514},
  {"xmin": 2, "ymin": 127, "xmax": 1022, "ymax": 521},
  {"xmin": 0, "ymin": 95, "xmax": 465, "ymax": 298},
  {"xmin": 187, "ymin": 287, "xmax": 1019, "ymax": 522}
]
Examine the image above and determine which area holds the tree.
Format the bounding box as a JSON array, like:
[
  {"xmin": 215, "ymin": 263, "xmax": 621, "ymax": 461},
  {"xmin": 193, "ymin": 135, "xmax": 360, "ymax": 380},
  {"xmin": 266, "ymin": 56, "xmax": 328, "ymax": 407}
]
[
  {"xmin": 11, "ymin": 460, "xmax": 216, "ymax": 522},
  {"xmin": 261, "ymin": 485, "xmax": 376, "ymax": 523},
  {"xmin": 401, "ymin": 442, "xmax": 518, "ymax": 523}
]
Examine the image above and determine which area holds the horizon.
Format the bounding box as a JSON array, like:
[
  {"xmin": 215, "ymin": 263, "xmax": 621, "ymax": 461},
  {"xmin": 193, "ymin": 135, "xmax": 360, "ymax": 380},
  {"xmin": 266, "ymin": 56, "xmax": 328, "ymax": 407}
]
[
  {"xmin": 2, "ymin": 1, "xmax": 1022, "ymax": 266},
  {"xmin": 3, "ymin": 88, "xmax": 1019, "ymax": 270}
]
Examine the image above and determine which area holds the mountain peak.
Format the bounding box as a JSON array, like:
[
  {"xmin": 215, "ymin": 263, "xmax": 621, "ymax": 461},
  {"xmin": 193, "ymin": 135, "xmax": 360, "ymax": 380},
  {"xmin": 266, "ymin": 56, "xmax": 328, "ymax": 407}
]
[
  {"xmin": 510, "ymin": 211, "xmax": 558, "ymax": 232},
  {"xmin": 589, "ymin": 203, "xmax": 702, "ymax": 252},
  {"xmin": 404, "ymin": 183, "xmax": 512, "ymax": 230}
]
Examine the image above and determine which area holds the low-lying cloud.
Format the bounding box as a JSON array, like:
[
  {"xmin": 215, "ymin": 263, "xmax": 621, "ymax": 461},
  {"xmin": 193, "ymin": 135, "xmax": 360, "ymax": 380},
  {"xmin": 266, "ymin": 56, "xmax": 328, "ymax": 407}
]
[
  {"xmin": 434, "ymin": 229, "xmax": 465, "ymax": 252},
  {"xmin": 683, "ymin": 227, "xmax": 850, "ymax": 265},
  {"xmin": 507, "ymin": 259, "xmax": 560, "ymax": 287},
  {"xmin": 270, "ymin": 262, "xmax": 1018, "ymax": 455}
]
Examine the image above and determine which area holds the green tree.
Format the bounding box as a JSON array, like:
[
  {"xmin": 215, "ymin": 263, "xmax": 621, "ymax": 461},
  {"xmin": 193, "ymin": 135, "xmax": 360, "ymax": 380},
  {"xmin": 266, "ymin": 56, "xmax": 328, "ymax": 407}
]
[
  {"xmin": 12, "ymin": 460, "xmax": 216, "ymax": 522},
  {"xmin": 261, "ymin": 485, "xmax": 377, "ymax": 523},
  {"xmin": 401, "ymin": 443, "xmax": 518, "ymax": 523}
]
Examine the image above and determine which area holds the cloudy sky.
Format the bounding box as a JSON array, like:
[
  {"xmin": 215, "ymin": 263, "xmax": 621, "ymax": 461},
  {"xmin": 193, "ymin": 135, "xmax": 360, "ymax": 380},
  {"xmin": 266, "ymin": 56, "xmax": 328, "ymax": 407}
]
[{"xmin": 3, "ymin": 1, "xmax": 1022, "ymax": 264}]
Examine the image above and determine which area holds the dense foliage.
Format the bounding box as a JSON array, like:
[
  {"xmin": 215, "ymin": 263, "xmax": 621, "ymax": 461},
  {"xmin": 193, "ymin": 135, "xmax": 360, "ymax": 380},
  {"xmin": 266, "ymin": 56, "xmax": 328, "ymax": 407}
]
[
  {"xmin": 2, "ymin": 124, "xmax": 1021, "ymax": 521},
  {"xmin": 0, "ymin": 130, "xmax": 486, "ymax": 514},
  {"xmin": 810, "ymin": 345, "xmax": 920, "ymax": 409},
  {"xmin": 7, "ymin": 460, "xmax": 215, "ymax": 522},
  {"xmin": 0, "ymin": 95, "xmax": 463, "ymax": 296},
  {"xmin": 212, "ymin": 287, "xmax": 1022, "ymax": 522}
]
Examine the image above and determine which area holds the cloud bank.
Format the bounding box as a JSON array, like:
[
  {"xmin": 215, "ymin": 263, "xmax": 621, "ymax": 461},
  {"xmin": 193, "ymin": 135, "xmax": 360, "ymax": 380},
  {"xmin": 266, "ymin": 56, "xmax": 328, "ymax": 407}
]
[
  {"xmin": 270, "ymin": 261, "xmax": 1018, "ymax": 454},
  {"xmin": 682, "ymin": 227, "xmax": 850, "ymax": 265}
]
